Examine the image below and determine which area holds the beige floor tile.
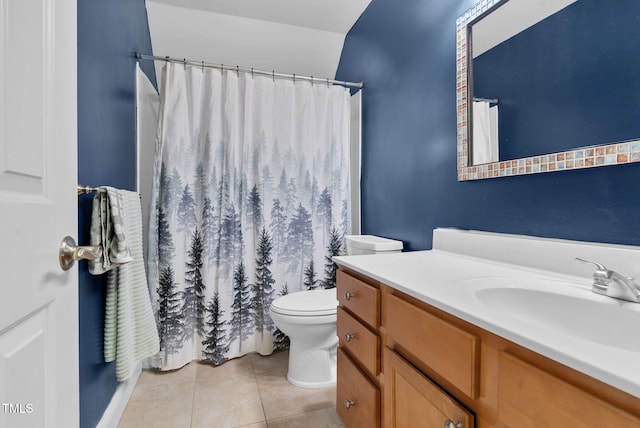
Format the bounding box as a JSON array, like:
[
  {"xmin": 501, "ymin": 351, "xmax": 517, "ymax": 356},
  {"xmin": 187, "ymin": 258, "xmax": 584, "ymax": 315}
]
[
  {"xmin": 130, "ymin": 362, "xmax": 198, "ymax": 401},
  {"xmin": 252, "ymin": 351, "xmax": 289, "ymax": 382},
  {"xmin": 117, "ymin": 352, "xmax": 344, "ymax": 428},
  {"xmin": 235, "ymin": 423, "xmax": 269, "ymax": 428},
  {"xmin": 196, "ymin": 355, "xmax": 257, "ymax": 388},
  {"xmin": 253, "ymin": 349, "xmax": 336, "ymax": 421},
  {"xmin": 118, "ymin": 386, "xmax": 194, "ymax": 428},
  {"xmin": 258, "ymin": 375, "xmax": 335, "ymax": 420},
  {"xmin": 324, "ymin": 386, "xmax": 337, "ymax": 406},
  {"xmin": 266, "ymin": 407, "xmax": 345, "ymax": 428},
  {"xmin": 191, "ymin": 377, "xmax": 265, "ymax": 428}
]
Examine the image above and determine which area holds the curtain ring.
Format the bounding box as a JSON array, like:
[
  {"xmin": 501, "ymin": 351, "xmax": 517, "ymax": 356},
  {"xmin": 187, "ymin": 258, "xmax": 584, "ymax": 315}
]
[
  {"xmin": 236, "ymin": 65, "xmax": 239, "ymax": 76},
  {"xmin": 164, "ymin": 56, "xmax": 170, "ymax": 63},
  {"xmin": 201, "ymin": 61, "xmax": 204, "ymax": 73},
  {"xmin": 311, "ymin": 76, "xmax": 314, "ymax": 86},
  {"xmin": 272, "ymin": 70, "xmax": 275, "ymax": 83},
  {"xmin": 293, "ymin": 73, "xmax": 296, "ymax": 84},
  {"xmin": 221, "ymin": 64, "xmax": 224, "ymax": 76},
  {"xmin": 183, "ymin": 58, "xmax": 186, "ymax": 70},
  {"xmin": 326, "ymin": 78, "xmax": 330, "ymax": 87},
  {"xmin": 251, "ymin": 67, "xmax": 254, "ymax": 78}
]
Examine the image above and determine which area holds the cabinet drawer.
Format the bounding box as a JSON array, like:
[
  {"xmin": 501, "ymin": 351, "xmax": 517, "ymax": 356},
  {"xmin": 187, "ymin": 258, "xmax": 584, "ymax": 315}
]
[
  {"xmin": 384, "ymin": 348, "xmax": 474, "ymax": 428},
  {"xmin": 385, "ymin": 293, "xmax": 479, "ymax": 398},
  {"xmin": 337, "ymin": 270, "xmax": 380, "ymax": 329},
  {"xmin": 337, "ymin": 306, "xmax": 380, "ymax": 377},
  {"xmin": 337, "ymin": 348, "xmax": 380, "ymax": 428},
  {"xmin": 498, "ymin": 352, "xmax": 640, "ymax": 427}
]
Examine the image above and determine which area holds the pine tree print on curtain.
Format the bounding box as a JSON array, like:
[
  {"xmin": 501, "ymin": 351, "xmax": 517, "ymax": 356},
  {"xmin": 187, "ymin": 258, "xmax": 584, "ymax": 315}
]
[{"xmin": 147, "ymin": 62, "xmax": 352, "ymax": 370}]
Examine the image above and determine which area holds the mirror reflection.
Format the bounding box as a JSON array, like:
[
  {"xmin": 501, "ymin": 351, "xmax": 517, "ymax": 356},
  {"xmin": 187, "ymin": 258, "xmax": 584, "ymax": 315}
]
[{"xmin": 469, "ymin": 0, "xmax": 640, "ymax": 165}]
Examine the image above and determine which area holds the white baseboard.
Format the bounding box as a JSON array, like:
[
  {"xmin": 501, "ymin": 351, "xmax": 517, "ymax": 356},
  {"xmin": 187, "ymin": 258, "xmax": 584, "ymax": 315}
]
[{"xmin": 96, "ymin": 363, "xmax": 142, "ymax": 428}]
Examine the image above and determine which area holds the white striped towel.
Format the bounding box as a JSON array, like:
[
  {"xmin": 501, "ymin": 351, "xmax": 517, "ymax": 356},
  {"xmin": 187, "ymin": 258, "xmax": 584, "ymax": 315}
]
[
  {"xmin": 98, "ymin": 189, "xmax": 160, "ymax": 381},
  {"xmin": 88, "ymin": 187, "xmax": 133, "ymax": 274}
]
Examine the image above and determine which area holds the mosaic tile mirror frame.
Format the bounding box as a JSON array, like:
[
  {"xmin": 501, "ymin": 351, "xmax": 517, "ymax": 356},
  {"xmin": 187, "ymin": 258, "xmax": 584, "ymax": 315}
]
[{"xmin": 456, "ymin": 0, "xmax": 640, "ymax": 181}]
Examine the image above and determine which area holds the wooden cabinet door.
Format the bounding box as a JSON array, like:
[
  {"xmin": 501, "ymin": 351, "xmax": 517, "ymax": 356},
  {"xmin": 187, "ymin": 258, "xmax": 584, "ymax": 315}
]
[
  {"xmin": 386, "ymin": 293, "xmax": 479, "ymax": 398},
  {"xmin": 384, "ymin": 348, "xmax": 474, "ymax": 428},
  {"xmin": 498, "ymin": 352, "xmax": 640, "ymax": 427}
]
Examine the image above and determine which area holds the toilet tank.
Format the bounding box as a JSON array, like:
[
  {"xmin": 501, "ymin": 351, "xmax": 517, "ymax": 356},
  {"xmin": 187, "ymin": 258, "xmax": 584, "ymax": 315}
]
[{"xmin": 344, "ymin": 235, "xmax": 403, "ymax": 256}]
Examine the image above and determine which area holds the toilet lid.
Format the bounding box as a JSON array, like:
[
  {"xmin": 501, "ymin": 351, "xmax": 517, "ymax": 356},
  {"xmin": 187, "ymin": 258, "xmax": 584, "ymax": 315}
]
[{"xmin": 270, "ymin": 288, "xmax": 338, "ymax": 316}]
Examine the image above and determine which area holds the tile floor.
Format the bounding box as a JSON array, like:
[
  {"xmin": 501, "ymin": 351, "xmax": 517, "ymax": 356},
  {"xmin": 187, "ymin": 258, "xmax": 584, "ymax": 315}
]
[{"xmin": 118, "ymin": 350, "xmax": 345, "ymax": 428}]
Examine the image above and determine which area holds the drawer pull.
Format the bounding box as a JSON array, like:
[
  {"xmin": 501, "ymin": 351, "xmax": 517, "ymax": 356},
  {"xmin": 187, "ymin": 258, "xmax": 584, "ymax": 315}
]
[
  {"xmin": 344, "ymin": 291, "xmax": 356, "ymax": 300},
  {"xmin": 444, "ymin": 420, "xmax": 463, "ymax": 428},
  {"xmin": 344, "ymin": 332, "xmax": 356, "ymax": 342},
  {"xmin": 344, "ymin": 399, "xmax": 355, "ymax": 409}
]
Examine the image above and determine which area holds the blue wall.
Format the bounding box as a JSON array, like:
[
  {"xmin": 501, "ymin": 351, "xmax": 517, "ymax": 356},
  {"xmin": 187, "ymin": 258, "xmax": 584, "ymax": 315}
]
[
  {"xmin": 335, "ymin": 0, "xmax": 640, "ymax": 251},
  {"xmin": 77, "ymin": 0, "xmax": 156, "ymax": 426},
  {"xmin": 474, "ymin": 0, "xmax": 640, "ymax": 159}
]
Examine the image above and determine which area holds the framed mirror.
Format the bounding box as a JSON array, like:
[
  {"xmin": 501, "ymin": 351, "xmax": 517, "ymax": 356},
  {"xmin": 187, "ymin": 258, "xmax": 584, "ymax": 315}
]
[{"xmin": 456, "ymin": 0, "xmax": 640, "ymax": 180}]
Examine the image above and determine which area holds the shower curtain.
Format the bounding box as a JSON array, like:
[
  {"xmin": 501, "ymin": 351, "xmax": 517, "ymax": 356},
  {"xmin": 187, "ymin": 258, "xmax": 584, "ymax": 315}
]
[{"xmin": 147, "ymin": 62, "xmax": 352, "ymax": 370}]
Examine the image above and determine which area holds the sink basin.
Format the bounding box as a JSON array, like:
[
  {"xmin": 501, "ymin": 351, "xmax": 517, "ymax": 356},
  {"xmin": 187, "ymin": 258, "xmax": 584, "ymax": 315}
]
[{"xmin": 455, "ymin": 277, "xmax": 640, "ymax": 352}]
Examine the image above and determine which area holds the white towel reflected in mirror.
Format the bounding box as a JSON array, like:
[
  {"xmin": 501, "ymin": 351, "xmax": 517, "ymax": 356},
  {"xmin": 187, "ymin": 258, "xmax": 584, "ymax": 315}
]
[{"xmin": 472, "ymin": 100, "xmax": 499, "ymax": 165}]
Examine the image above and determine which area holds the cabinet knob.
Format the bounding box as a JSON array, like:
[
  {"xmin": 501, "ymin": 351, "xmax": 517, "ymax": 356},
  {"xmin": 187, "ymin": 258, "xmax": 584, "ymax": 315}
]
[
  {"xmin": 344, "ymin": 332, "xmax": 356, "ymax": 342},
  {"xmin": 344, "ymin": 291, "xmax": 355, "ymax": 301},
  {"xmin": 344, "ymin": 399, "xmax": 355, "ymax": 409},
  {"xmin": 444, "ymin": 420, "xmax": 463, "ymax": 428}
]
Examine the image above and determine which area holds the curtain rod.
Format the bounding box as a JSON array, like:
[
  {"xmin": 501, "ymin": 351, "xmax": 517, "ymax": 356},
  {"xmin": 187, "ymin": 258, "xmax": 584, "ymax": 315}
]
[{"xmin": 136, "ymin": 53, "xmax": 364, "ymax": 89}]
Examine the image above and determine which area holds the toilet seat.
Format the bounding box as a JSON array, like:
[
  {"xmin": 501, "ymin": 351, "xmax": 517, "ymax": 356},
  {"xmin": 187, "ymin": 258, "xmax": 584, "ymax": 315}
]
[{"xmin": 270, "ymin": 288, "xmax": 337, "ymax": 317}]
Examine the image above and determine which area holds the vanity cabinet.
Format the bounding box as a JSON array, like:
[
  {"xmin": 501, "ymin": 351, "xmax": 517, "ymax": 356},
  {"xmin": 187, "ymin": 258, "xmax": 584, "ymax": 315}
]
[{"xmin": 336, "ymin": 267, "xmax": 640, "ymax": 428}]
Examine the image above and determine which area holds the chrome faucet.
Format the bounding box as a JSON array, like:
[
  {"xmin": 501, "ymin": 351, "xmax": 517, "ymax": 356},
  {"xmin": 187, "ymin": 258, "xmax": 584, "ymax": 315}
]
[{"xmin": 575, "ymin": 258, "xmax": 640, "ymax": 303}]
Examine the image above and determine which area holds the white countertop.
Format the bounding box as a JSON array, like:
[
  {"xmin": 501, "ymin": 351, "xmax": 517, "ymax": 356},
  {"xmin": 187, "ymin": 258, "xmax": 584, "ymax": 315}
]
[{"xmin": 334, "ymin": 249, "xmax": 640, "ymax": 399}]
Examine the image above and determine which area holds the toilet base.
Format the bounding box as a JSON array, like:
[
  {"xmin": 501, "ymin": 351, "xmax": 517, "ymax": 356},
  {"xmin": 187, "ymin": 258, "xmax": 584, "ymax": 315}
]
[
  {"xmin": 286, "ymin": 338, "xmax": 337, "ymax": 388},
  {"xmin": 287, "ymin": 373, "xmax": 335, "ymax": 389}
]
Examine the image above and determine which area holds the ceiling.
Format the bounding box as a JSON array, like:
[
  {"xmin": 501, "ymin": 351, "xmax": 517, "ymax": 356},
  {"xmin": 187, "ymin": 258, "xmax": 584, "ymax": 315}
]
[{"xmin": 149, "ymin": 0, "xmax": 371, "ymax": 34}]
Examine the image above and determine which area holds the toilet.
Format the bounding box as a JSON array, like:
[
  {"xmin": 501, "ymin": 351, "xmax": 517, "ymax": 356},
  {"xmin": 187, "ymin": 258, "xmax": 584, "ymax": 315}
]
[
  {"xmin": 269, "ymin": 288, "xmax": 338, "ymax": 388},
  {"xmin": 269, "ymin": 235, "xmax": 403, "ymax": 388}
]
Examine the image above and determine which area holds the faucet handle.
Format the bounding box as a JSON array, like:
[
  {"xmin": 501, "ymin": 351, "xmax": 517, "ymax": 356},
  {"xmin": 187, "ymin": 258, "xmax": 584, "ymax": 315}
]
[
  {"xmin": 575, "ymin": 257, "xmax": 613, "ymax": 279},
  {"xmin": 576, "ymin": 258, "xmax": 640, "ymax": 302},
  {"xmin": 575, "ymin": 257, "xmax": 607, "ymax": 271}
]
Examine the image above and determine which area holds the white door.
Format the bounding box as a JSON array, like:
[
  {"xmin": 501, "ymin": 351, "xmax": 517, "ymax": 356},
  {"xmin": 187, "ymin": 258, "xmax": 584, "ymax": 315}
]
[{"xmin": 0, "ymin": 0, "xmax": 78, "ymax": 427}]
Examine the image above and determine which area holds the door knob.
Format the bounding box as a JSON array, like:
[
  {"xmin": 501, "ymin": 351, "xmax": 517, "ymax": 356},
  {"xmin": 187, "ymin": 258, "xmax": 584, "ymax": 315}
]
[{"xmin": 59, "ymin": 236, "xmax": 102, "ymax": 271}]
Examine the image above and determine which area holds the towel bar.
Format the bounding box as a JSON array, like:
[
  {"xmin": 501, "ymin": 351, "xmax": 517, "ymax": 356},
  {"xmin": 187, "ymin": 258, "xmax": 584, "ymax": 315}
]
[
  {"xmin": 77, "ymin": 185, "xmax": 140, "ymax": 198},
  {"xmin": 77, "ymin": 185, "xmax": 100, "ymax": 195}
]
